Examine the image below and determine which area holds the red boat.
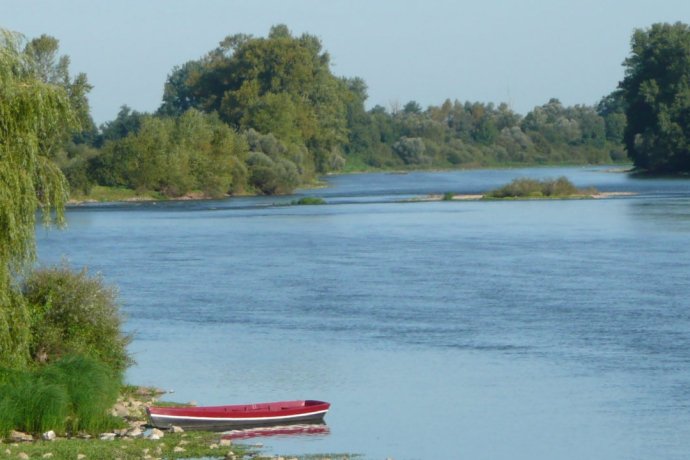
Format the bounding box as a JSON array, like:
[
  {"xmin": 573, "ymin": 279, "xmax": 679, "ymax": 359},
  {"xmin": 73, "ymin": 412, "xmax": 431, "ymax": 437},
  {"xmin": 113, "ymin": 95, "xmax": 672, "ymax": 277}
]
[{"xmin": 146, "ymin": 400, "xmax": 330, "ymax": 431}]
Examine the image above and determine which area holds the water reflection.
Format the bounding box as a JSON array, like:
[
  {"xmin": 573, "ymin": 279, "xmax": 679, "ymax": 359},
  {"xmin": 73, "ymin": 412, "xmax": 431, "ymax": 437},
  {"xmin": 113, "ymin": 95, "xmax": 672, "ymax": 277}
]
[{"xmin": 221, "ymin": 423, "xmax": 330, "ymax": 441}]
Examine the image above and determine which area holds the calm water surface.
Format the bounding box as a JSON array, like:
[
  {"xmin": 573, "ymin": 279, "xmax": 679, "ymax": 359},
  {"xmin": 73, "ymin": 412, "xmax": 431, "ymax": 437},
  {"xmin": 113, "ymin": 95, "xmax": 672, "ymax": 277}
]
[{"xmin": 37, "ymin": 167, "xmax": 690, "ymax": 459}]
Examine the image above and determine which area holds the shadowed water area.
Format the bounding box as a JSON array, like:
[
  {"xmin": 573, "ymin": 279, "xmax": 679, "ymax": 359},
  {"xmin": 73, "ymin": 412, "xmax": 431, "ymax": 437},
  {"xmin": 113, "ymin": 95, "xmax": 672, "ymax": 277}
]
[{"xmin": 37, "ymin": 166, "xmax": 690, "ymax": 459}]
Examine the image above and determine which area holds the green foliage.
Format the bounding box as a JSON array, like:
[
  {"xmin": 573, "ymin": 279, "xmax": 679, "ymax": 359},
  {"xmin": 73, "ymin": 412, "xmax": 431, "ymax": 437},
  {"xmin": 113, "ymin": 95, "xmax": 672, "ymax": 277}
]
[
  {"xmin": 0, "ymin": 370, "xmax": 69, "ymax": 436},
  {"xmin": 345, "ymin": 97, "xmax": 618, "ymax": 172},
  {"xmin": 0, "ymin": 29, "xmax": 75, "ymax": 368},
  {"xmin": 485, "ymin": 176, "xmax": 589, "ymax": 198},
  {"xmin": 90, "ymin": 110, "xmax": 247, "ymax": 198},
  {"xmin": 619, "ymin": 22, "xmax": 690, "ymax": 173},
  {"xmin": 0, "ymin": 355, "xmax": 121, "ymax": 436},
  {"xmin": 38, "ymin": 355, "xmax": 122, "ymax": 433},
  {"xmin": 246, "ymin": 151, "xmax": 300, "ymax": 194},
  {"xmin": 293, "ymin": 196, "xmax": 326, "ymax": 205},
  {"xmin": 96, "ymin": 105, "xmax": 145, "ymax": 147},
  {"xmin": 159, "ymin": 25, "xmax": 354, "ymax": 176},
  {"xmin": 22, "ymin": 265, "xmax": 133, "ymax": 373}
]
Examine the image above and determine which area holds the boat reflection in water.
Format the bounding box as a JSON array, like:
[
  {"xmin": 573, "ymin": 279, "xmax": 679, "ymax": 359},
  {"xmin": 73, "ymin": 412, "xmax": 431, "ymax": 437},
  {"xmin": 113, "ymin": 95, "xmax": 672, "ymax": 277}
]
[{"xmin": 221, "ymin": 422, "xmax": 330, "ymax": 440}]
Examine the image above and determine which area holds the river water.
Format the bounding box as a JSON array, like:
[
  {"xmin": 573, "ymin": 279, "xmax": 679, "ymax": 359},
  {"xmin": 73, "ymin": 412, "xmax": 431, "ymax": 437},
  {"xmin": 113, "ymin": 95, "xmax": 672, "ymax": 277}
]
[{"xmin": 37, "ymin": 166, "xmax": 690, "ymax": 459}]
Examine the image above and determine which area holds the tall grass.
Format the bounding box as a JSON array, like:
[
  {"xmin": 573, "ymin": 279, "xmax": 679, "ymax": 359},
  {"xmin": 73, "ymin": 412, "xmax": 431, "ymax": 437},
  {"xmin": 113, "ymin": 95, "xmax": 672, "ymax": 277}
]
[
  {"xmin": 39, "ymin": 355, "xmax": 122, "ymax": 433},
  {"xmin": 0, "ymin": 355, "xmax": 122, "ymax": 436},
  {"xmin": 0, "ymin": 373, "xmax": 69, "ymax": 435}
]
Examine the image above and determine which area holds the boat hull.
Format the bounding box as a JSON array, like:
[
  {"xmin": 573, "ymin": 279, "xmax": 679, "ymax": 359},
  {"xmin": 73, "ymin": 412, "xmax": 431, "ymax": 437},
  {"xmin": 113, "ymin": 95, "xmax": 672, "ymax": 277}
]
[{"xmin": 146, "ymin": 400, "xmax": 330, "ymax": 431}]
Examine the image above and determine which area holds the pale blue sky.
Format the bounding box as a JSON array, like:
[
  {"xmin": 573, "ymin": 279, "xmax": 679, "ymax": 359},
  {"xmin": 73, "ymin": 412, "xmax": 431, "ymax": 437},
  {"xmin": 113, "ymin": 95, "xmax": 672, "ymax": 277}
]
[{"xmin": 4, "ymin": 0, "xmax": 690, "ymax": 124}]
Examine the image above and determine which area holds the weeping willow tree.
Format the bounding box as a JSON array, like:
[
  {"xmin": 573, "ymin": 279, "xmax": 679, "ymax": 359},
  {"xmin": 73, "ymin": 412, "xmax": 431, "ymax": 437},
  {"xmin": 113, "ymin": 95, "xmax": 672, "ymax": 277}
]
[{"xmin": 0, "ymin": 29, "xmax": 75, "ymax": 368}]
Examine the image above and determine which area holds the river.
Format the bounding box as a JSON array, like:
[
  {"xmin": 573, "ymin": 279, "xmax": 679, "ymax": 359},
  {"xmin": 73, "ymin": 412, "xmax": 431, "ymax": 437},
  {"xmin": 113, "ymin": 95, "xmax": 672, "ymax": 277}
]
[{"xmin": 37, "ymin": 166, "xmax": 690, "ymax": 459}]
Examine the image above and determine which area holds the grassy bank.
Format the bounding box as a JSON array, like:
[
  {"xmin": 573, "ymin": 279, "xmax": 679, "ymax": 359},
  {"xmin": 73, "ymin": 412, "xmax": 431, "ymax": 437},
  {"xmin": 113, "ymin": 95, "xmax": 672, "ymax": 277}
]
[
  {"xmin": 68, "ymin": 185, "xmax": 165, "ymax": 204},
  {"xmin": 2, "ymin": 431, "xmax": 245, "ymax": 460}
]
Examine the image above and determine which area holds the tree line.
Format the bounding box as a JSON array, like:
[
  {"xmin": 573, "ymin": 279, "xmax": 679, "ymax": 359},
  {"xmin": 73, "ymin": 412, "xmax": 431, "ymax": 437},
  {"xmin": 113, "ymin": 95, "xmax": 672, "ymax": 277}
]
[{"xmin": 16, "ymin": 22, "xmax": 690, "ymax": 201}]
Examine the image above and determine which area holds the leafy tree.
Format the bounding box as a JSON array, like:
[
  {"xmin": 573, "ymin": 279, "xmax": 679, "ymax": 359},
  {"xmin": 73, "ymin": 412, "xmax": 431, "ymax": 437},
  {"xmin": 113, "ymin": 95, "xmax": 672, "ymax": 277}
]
[
  {"xmin": 159, "ymin": 25, "xmax": 355, "ymax": 175},
  {"xmin": 23, "ymin": 34, "xmax": 96, "ymax": 147},
  {"xmin": 393, "ymin": 137, "xmax": 429, "ymax": 165},
  {"xmin": 597, "ymin": 91, "xmax": 627, "ymax": 143},
  {"xmin": 0, "ymin": 30, "xmax": 75, "ymax": 368},
  {"xmin": 619, "ymin": 22, "xmax": 690, "ymax": 172},
  {"xmin": 403, "ymin": 100, "xmax": 422, "ymax": 114},
  {"xmin": 96, "ymin": 105, "xmax": 145, "ymax": 147}
]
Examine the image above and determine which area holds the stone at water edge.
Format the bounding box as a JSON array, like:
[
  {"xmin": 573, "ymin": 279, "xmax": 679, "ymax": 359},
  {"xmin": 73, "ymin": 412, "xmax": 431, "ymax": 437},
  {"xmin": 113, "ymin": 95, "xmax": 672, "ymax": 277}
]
[
  {"xmin": 100, "ymin": 432, "xmax": 117, "ymax": 441},
  {"xmin": 219, "ymin": 438, "xmax": 232, "ymax": 446},
  {"xmin": 127, "ymin": 427, "xmax": 143, "ymax": 438},
  {"xmin": 41, "ymin": 430, "xmax": 56, "ymax": 441}
]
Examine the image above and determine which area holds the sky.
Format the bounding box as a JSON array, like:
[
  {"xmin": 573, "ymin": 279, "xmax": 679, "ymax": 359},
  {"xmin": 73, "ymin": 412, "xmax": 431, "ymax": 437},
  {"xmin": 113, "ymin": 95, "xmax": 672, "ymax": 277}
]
[{"xmin": 4, "ymin": 0, "xmax": 690, "ymax": 125}]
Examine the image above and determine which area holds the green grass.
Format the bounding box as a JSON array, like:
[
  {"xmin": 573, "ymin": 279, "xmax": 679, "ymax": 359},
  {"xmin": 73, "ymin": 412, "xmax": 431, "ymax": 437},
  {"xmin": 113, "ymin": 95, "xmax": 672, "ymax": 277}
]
[
  {"xmin": 0, "ymin": 373, "xmax": 69, "ymax": 435},
  {"xmin": 0, "ymin": 432, "xmax": 253, "ymax": 460},
  {"xmin": 0, "ymin": 356, "xmax": 122, "ymax": 437}
]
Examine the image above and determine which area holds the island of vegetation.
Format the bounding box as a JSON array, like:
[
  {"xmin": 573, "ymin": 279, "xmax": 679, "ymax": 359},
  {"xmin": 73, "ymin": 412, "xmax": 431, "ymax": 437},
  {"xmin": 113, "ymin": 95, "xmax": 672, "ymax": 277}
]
[
  {"xmin": 1, "ymin": 19, "xmax": 689, "ymax": 459},
  {"xmin": 484, "ymin": 177, "xmax": 597, "ymax": 200}
]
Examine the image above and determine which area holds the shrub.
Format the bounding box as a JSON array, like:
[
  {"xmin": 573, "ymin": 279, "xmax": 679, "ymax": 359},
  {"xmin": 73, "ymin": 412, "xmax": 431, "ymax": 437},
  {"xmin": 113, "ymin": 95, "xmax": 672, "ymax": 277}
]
[
  {"xmin": 486, "ymin": 178, "xmax": 544, "ymax": 198},
  {"xmin": 22, "ymin": 265, "xmax": 133, "ymax": 373},
  {"xmin": 485, "ymin": 176, "xmax": 590, "ymax": 198},
  {"xmin": 293, "ymin": 196, "xmax": 326, "ymax": 205}
]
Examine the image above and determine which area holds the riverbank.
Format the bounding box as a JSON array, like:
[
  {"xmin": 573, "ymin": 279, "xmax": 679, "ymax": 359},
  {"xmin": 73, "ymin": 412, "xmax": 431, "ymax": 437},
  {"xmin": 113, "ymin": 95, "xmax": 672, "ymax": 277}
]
[{"xmin": 1, "ymin": 387, "xmax": 251, "ymax": 460}]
